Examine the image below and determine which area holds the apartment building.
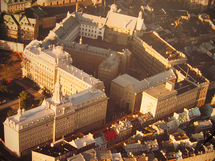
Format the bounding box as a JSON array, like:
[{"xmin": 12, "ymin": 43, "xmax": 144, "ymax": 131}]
[
  {"xmin": 1, "ymin": 0, "xmax": 32, "ymax": 13},
  {"xmin": 132, "ymin": 31, "xmax": 187, "ymax": 77},
  {"xmin": 110, "ymin": 69, "xmax": 177, "ymax": 114},
  {"xmin": 0, "ymin": 13, "xmax": 38, "ymax": 42},
  {"xmin": 140, "ymin": 64, "xmax": 209, "ymax": 120},
  {"xmin": 36, "ymin": 0, "xmax": 101, "ymax": 7}
]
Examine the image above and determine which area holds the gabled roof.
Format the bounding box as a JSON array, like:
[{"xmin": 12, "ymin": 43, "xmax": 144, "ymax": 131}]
[
  {"xmin": 104, "ymin": 130, "xmax": 118, "ymax": 142},
  {"xmin": 106, "ymin": 11, "xmax": 138, "ymax": 31}
]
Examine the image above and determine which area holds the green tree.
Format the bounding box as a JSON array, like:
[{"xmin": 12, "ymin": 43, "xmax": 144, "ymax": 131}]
[
  {"xmin": 19, "ymin": 91, "xmax": 34, "ymax": 109},
  {"xmin": 0, "ymin": 83, "xmax": 9, "ymax": 93},
  {"xmin": 19, "ymin": 91, "xmax": 31, "ymax": 100},
  {"xmin": 7, "ymin": 109, "xmax": 17, "ymax": 117}
]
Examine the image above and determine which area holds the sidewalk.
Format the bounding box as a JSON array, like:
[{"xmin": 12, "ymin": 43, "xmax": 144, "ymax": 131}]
[{"xmin": 14, "ymin": 79, "xmax": 45, "ymax": 100}]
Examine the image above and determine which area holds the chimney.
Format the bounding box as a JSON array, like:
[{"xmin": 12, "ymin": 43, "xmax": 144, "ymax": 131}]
[{"xmin": 165, "ymin": 81, "xmax": 175, "ymax": 91}]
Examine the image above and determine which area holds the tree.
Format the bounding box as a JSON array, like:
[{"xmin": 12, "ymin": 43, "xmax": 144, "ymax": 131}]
[
  {"xmin": 19, "ymin": 91, "xmax": 34, "ymax": 109},
  {"xmin": 19, "ymin": 90, "xmax": 31, "ymax": 100},
  {"xmin": 7, "ymin": 109, "xmax": 17, "ymax": 117}
]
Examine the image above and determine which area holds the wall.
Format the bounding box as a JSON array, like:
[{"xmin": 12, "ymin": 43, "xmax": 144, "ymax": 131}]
[
  {"xmin": 0, "ymin": 40, "xmax": 24, "ymax": 53},
  {"xmin": 4, "ymin": 124, "xmax": 20, "ymax": 156}
]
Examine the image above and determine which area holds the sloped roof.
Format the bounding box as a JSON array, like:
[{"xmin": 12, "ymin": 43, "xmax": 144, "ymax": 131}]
[
  {"xmin": 106, "ymin": 11, "xmax": 138, "ymax": 31},
  {"xmin": 104, "ymin": 130, "xmax": 118, "ymax": 142}
]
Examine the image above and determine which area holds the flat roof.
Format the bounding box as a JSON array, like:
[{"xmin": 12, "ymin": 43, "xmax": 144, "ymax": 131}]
[
  {"xmin": 174, "ymin": 64, "xmax": 208, "ymax": 84},
  {"xmin": 174, "ymin": 80, "xmax": 197, "ymax": 95},
  {"xmin": 140, "ymin": 32, "xmax": 184, "ymax": 60},
  {"xmin": 144, "ymin": 83, "xmax": 177, "ymax": 99},
  {"xmin": 33, "ymin": 142, "xmax": 77, "ymax": 157}
]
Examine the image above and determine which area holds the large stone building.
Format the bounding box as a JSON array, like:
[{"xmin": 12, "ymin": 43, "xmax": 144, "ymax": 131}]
[
  {"xmin": 21, "ymin": 40, "xmax": 104, "ymax": 95},
  {"xmin": 140, "ymin": 63, "xmax": 209, "ymax": 120},
  {"xmin": 40, "ymin": 10, "xmax": 135, "ymax": 90},
  {"xmin": 132, "ymin": 31, "xmax": 187, "ymax": 76},
  {"xmin": 4, "ymin": 40, "xmax": 108, "ymax": 157},
  {"xmin": 110, "ymin": 30, "xmax": 209, "ymax": 116},
  {"xmin": 0, "ymin": 13, "xmax": 39, "ymax": 42},
  {"xmin": 110, "ymin": 69, "xmax": 177, "ymax": 114}
]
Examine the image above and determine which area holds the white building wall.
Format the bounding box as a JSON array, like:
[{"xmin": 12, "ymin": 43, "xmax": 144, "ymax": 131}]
[
  {"xmin": 79, "ymin": 23, "xmax": 104, "ymax": 40},
  {"xmin": 140, "ymin": 93, "xmax": 157, "ymax": 117},
  {"xmin": 32, "ymin": 151, "xmax": 55, "ymax": 161},
  {"xmin": 4, "ymin": 124, "xmax": 20, "ymax": 156},
  {"xmin": 0, "ymin": 40, "xmax": 24, "ymax": 53}
]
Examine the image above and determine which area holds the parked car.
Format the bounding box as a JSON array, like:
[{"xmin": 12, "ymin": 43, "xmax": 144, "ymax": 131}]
[{"xmin": 0, "ymin": 97, "xmax": 6, "ymax": 104}]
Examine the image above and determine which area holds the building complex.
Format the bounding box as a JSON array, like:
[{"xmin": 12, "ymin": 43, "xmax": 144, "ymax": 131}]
[{"xmin": 3, "ymin": 3, "xmax": 211, "ymax": 157}]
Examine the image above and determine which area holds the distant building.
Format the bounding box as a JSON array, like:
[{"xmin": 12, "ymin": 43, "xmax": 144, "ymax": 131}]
[
  {"xmin": 124, "ymin": 139, "xmax": 159, "ymax": 154},
  {"xmin": 193, "ymin": 120, "xmax": 213, "ymax": 132},
  {"xmin": 199, "ymin": 40, "xmax": 215, "ymax": 60},
  {"xmin": 184, "ymin": 0, "xmax": 209, "ymax": 12},
  {"xmin": 35, "ymin": 0, "xmax": 99, "ymax": 7},
  {"xmin": 1, "ymin": 0, "xmax": 32, "ymax": 13},
  {"xmin": 0, "ymin": 13, "xmax": 39, "ymax": 42}
]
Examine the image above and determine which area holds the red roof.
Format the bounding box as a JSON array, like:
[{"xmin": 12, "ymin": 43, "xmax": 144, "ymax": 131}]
[{"xmin": 104, "ymin": 130, "xmax": 118, "ymax": 142}]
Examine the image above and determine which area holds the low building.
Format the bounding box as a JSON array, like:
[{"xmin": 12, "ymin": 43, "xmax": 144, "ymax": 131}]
[
  {"xmin": 104, "ymin": 130, "xmax": 118, "ymax": 148},
  {"xmin": 96, "ymin": 150, "xmax": 112, "ymax": 161},
  {"xmin": 94, "ymin": 136, "xmax": 107, "ymax": 151},
  {"xmin": 191, "ymin": 132, "xmax": 204, "ymax": 142},
  {"xmin": 81, "ymin": 149, "xmax": 98, "ymax": 161},
  {"xmin": 112, "ymin": 153, "xmax": 123, "ymax": 161},
  {"xmin": 169, "ymin": 132, "xmax": 197, "ymax": 151},
  {"xmin": 199, "ymin": 40, "xmax": 215, "ymax": 60},
  {"xmin": 32, "ymin": 140, "xmax": 77, "ymax": 161},
  {"xmin": 110, "ymin": 119, "xmax": 133, "ymax": 141},
  {"xmin": 67, "ymin": 153, "xmax": 85, "ymax": 161},
  {"xmin": 166, "ymin": 119, "xmax": 180, "ymax": 134},
  {"xmin": 69, "ymin": 133, "xmax": 95, "ymax": 153},
  {"xmin": 194, "ymin": 120, "xmax": 213, "ymax": 133},
  {"xmin": 124, "ymin": 139, "xmax": 159, "ymax": 154},
  {"xmin": 183, "ymin": 0, "xmax": 209, "ymax": 12}
]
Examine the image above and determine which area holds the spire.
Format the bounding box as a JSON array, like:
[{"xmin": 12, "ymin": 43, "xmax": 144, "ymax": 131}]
[
  {"xmin": 17, "ymin": 97, "xmax": 22, "ymax": 121},
  {"xmin": 52, "ymin": 73, "xmax": 62, "ymax": 104}
]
